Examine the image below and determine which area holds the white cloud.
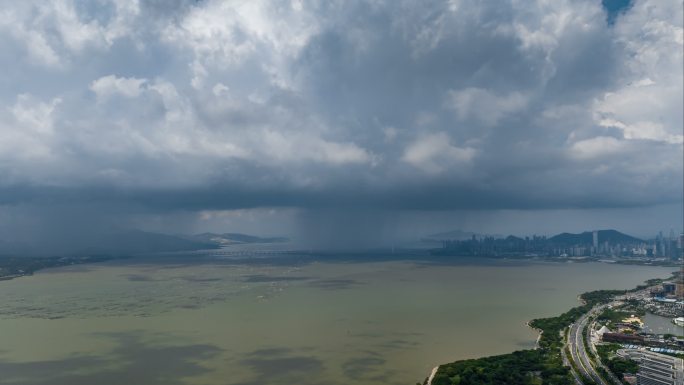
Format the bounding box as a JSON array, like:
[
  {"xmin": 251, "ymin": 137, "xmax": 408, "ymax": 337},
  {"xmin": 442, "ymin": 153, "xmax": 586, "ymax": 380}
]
[
  {"xmin": 90, "ymin": 75, "xmax": 147, "ymax": 100},
  {"xmin": 22, "ymin": 29, "xmax": 62, "ymax": 68},
  {"xmin": 0, "ymin": 1, "xmax": 139, "ymax": 69},
  {"xmin": 447, "ymin": 88, "xmax": 528, "ymax": 127},
  {"xmin": 0, "ymin": 94, "xmax": 61, "ymax": 162},
  {"xmin": 161, "ymin": 0, "xmax": 318, "ymax": 89},
  {"xmin": 258, "ymin": 130, "xmax": 372, "ymax": 166},
  {"xmin": 591, "ymin": 0, "xmax": 683, "ymax": 145},
  {"xmin": 597, "ymin": 117, "xmax": 682, "ymax": 144},
  {"xmin": 382, "ymin": 126, "xmax": 398, "ymax": 142},
  {"xmin": 0, "ymin": 0, "xmax": 680, "ymax": 213},
  {"xmin": 50, "ymin": 0, "xmax": 106, "ymax": 52},
  {"xmin": 569, "ymin": 136, "xmax": 623, "ymax": 159},
  {"xmin": 403, "ymin": 132, "xmax": 475, "ymax": 174}
]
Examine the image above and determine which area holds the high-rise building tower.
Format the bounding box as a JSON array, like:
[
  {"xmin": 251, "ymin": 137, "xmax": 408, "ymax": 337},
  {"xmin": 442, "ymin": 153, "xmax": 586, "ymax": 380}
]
[
  {"xmin": 677, "ymin": 264, "xmax": 684, "ymax": 301},
  {"xmin": 592, "ymin": 230, "xmax": 598, "ymax": 250},
  {"xmin": 657, "ymin": 231, "xmax": 665, "ymax": 256}
]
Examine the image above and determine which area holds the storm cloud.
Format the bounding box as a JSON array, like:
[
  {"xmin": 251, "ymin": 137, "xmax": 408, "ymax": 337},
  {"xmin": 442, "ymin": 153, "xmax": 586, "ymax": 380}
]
[{"xmin": 0, "ymin": 0, "xmax": 681, "ymax": 243}]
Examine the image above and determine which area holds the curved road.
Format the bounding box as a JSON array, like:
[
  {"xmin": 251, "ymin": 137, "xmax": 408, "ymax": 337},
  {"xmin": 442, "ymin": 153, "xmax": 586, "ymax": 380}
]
[
  {"xmin": 587, "ymin": 319, "xmax": 623, "ymax": 385},
  {"xmin": 567, "ymin": 290, "xmax": 653, "ymax": 385},
  {"xmin": 561, "ymin": 333, "xmax": 584, "ymax": 385},
  {"xmin": 568, "ymin": 306, "xmax": 609, "ymax": 385},
  {"xmin": 569, "ymin": 318, "xmax": 594, "ymax": 383}
]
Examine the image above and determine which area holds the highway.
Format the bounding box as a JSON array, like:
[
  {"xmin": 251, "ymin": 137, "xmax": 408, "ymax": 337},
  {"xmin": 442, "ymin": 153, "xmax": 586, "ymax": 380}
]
[
  {"xmin": 567, "ymin": 289, "xmax": 656, "ymax": 385},
  {"xmin": 567, "ymin": 305, "xmax": 609, "ymax": 385},
  {"xmin": 568, "ymin": 318, "xmax": 593, "ymax": 384},
  {"xmin": 587, "ymin": 318, "xmax": 624, "ymax": 385},
  {"xmin": 561, "ymin": 333, "xmax": 584, "ymax": 385}
]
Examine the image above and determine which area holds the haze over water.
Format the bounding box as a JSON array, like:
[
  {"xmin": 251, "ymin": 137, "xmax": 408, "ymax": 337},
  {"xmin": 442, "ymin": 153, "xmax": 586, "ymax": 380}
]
[{"xmin": 0, "ymin": 253, "xmax": 675, "ymax": 385}]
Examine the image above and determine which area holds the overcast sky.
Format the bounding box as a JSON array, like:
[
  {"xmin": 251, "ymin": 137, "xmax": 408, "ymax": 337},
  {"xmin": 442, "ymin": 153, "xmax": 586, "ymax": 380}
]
[{"xmin": 0, "ymin": 0, "xmax": 682, "ymax": 246}]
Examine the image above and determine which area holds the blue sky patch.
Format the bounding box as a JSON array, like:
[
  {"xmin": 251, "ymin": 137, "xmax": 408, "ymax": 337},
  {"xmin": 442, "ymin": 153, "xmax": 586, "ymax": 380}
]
[{"xmin": 602, "ymin": 0, "xmax": 633, "ymax": 25}]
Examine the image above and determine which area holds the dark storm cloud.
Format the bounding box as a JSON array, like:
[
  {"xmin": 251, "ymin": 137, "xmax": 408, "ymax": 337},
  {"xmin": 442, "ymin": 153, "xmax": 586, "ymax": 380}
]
[{"xmin": 0, "ymin": 0, "xmax": 681, "ymax": 244}]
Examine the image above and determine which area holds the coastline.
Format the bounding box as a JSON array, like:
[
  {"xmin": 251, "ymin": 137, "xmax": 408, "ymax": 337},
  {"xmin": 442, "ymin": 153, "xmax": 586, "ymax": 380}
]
[
  {"xmin": 0, "ymin": 255, "xmax": 122, "ymax": 282},
  {"xmin": 426, "ymin": 320, "xmax": 543, "ymax": 384},
  {"xmin": 422, "ymin": 273, "xmax": 675, "ymax": 385},
  {"xmin": 426, "ymin": 366, "xmax": 439, "ymax": 385},
  {"xmin": 0, "ymin": 274, "xmax": 25, "ymax": 281},
  {"xmin": 526, "ymin": 320, "xmax": 543, "ymax": 349}
]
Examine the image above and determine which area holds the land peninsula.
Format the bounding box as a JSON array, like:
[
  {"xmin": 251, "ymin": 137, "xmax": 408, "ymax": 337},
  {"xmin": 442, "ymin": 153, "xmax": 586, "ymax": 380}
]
[{"xmin": 419, "ymin": 275, "xmax": 682, "ymax": 385}]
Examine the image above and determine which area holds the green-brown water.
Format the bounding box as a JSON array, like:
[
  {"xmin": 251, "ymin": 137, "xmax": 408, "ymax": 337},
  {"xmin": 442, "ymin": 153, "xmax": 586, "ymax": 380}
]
[
  {"xmin": 643, "ymin": 313, "xmax": 684, "ymax": 337},
  {"xmin": 0, "ymin": 253, "xmax": 675, "ymax": 385}
]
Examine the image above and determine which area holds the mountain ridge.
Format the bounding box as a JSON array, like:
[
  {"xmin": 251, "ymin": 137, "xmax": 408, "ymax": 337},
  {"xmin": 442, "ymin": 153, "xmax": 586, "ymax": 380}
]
[
  {"xmin": 426, "ymin": 228, "xmax": 643, "ymax": 245},
  {"xmin": 190, "ymin": 232, "xmax": 289, "ymax": 245},
  {"xmin": 548, "ymin": 229, "xmax": 642, "ymax": 246}
]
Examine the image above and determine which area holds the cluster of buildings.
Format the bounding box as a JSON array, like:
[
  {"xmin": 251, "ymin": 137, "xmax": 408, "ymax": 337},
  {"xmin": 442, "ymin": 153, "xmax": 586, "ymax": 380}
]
[
  {"xmin": 623, "ymin": 231, "xmax": 684, "ymax": 259},
  {"xmin": 617, "ymin": 349, "xmax": 684, "ymax": 385},
  {"xmin": 594, "ymin": 275, "xmax": 684, "ymax": 385},
  {"xmin": 437, "ymin": 234, "xmax": 550, "ymax": 257},
  {"xmin": 655, "ymin": 231, "xmax": 684, "ymax": 260},
  {"xmin": 649, "ymin": 282, "xmax": 684, "ymax": 318},
  {"xmin": 601, "ymin": 331, "xmax": 683, "ymax": 350},
  {"xmin": 597, "ymin": 321, "xmax": 684, "ymax": 385},
  {"xmin": 437, "ymin": 229, "xmax": 684, "ymax": 260},
  {"xmin": 565, "ymin": 230, "xmax": 684, "ymax": 259}
]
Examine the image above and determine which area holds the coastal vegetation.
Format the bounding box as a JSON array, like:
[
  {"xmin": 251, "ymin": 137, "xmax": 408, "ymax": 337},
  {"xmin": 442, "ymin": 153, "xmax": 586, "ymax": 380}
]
[
  {"xmin": 426, "ymin": 350, "xmax": 547, "ymax": 385},
  {"xmin": 423, "ymin": 289, "xmax": 635, "ymax": 385},
  {"xmin": 596, "ymin": 344, "xmax": 639, "ymax": 380},
  {"xmin": 596, "ymin": 308, "xmax": 640, "ymax": 327},
  {"xmin": 0, "ymin": 255, "xmax": 119, "ymax": 280}
]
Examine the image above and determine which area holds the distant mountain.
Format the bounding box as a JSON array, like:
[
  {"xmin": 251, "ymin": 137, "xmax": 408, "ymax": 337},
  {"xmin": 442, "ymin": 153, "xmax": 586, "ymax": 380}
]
[
  {"xmin": 0, "ymin": 230, "xmax": 219, "ymax": 257},
  {"xmin": 549, "ymin": 229, "xmax": 642, "ymax": 246},
  {"xmin": 79, "ymin": 230, "xmax": 220, "ymax": 255},
  {"xmin": 505, "ymin": 235, "xmax": 525, "ymax": 242},
  {"xmin": 190, "ymin": 232, "xmax": 288, "ymax": 245}
]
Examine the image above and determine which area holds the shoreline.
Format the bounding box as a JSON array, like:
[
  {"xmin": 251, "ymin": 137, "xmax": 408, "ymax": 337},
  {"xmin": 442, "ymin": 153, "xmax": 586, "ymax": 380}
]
[
  {"xmin": 0, "ymin": 255, "xmax": 122, "ymax": 283},
  {"xmin": 426, "ymin": 320, "xmax": 544, "ymax": 384},
  {"xmin": 422, "ymin": 272, "xmax": 676, "ymax": 384},
  {"xmin": 0, "ymin": 274, "xmax": 26, "ymax": 281},
  {"xmin": 426, "ymin": 366, "xmax": 439, "ymax": 385},
  {"xmin": 526, "ymin": 320, "xmax": 543, "ymax": 349}
]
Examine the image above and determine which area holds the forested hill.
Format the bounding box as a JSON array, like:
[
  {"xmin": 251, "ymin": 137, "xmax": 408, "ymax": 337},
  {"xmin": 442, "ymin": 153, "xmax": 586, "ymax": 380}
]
[{"xmin": 548, "ymin": 230, "xmax": 642, "ymax": 246}]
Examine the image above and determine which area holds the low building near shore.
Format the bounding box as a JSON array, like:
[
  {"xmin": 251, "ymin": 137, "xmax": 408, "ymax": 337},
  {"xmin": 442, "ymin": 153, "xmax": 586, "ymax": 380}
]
[
  {"xmin": 603, "ymin": 332, "xmax": 645, "ymax": 344},
  {"xmin": 622, "ymin": 374, "xmax": 637, "ymax": 385},
  {"xmin": 617, "ymin": 349, "xmax": 684, "ymax": 385}
]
